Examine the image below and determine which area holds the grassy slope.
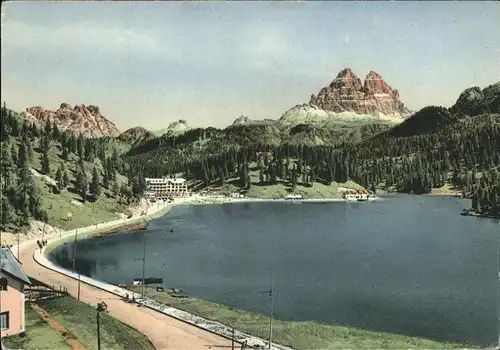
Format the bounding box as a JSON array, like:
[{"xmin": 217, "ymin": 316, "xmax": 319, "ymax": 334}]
[
  {"xmin": 5, "ymin": 136, "xmax": 132, "ymax": 232},
  {"xmin": 38, "ymin": 296, "xmax": 154, "ymax": 350},
  {"xmin": 2, "ymin": 305, "xmax": 71, "ymax": 350},
  {"xmin": 219, "ymin": 162, "xmax": 365, "ymax": 199},
  {"xmin": 128, "ymin": 286, "xmax": 473, "ymax": 350}
]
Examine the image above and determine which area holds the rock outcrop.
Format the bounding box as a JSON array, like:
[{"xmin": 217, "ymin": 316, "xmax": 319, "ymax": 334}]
[
  {"xmin": 154, "ymin": 119, "xmax": 192, "ymax": 136},
  {"xmin": 309, "ymin": 68, "xmax": 410, "ymax": 119},
  {"xmin": 450, "ymin": 82, "xmax": 500, "ymax": 116},
  {"xmin": 232, "ymin": 115, "xmax": 251, "ymax": 125},
  {"xmin": 21, "ymin": 103, "xmax": 120, "ymax": 138}
]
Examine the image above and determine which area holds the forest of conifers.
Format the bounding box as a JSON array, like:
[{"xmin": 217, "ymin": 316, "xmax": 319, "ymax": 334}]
[
  {"xmin": 1, "ymin": 81, "xmax": 499, "ymax": 230},
  {"xmin": 126, "ymin": 107, "xmax": 500, "ymax": 216}
]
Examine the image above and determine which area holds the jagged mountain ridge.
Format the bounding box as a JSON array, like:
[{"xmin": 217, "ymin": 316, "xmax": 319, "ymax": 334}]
[
  {"xmin": 310, "ymin": 68, "xmax": 410, "ymax": 117},
  {"xmin": 21, "ymin": 103, "xmax": 120, "ymax": 138},
  {"xmin": 279, "ymin": 68, "xmax": 410, "ymax": 126}
]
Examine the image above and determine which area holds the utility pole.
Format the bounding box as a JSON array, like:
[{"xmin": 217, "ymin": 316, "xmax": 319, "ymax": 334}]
[
  {"xmin": 72, "ymin": 229, "xmax": 81, "ymax": 300},
  {"xmin": 96, "ymin": 307, "xmax": 101, "ymax": 350},
  {"xmin": 135, "ymin": 241, "xmax": 147, "ymax": 299},
  {"xmin": 17, "ymin": 226, "xmax": 20, "ymax": 259},
  {"xmin": 497, "ymin": 238, "xmax": 500, "ymax": 350},
  {"xmin": 17, "ymin": 206, "xmax": 21, "ymax": 259},
  {"xmin": 258, "ymin": 272, "xmax": 274, "ymax": 349},
  {"xmin": 41, "ymin": 221, "xmax": 46, "ymax": 244},
  {"xmin": 59, "ymin": 205, "xmax": 63, "ymax": 239},
  {"xmin": 72, "ymin": 229, "xmax": 78, "ymax": 273},
  {"xmin": 231, "ymin": 326, "xmax": 235, "ymax": 350},
  {"xmin": 78, "ymin": 271, "xmax": 81, "ymax": 301},
  {"xmin": 142, "ymin": 241, "xmax": 146, "ymax": 299}
]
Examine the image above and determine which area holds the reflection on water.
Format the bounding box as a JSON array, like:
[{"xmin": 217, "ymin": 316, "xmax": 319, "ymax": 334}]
[{"xmin": 49, "ymin": 196, "xmax": 499, "ymax": 345}]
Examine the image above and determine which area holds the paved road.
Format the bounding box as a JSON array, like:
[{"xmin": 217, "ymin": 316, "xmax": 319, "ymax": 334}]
[{"xmin": 20, "ymin": 239, "xmax": 235, "ymax": 350}]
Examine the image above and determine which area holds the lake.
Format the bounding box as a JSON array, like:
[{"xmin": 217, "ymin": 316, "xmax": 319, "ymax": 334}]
[{"xmin": 49, "ymin": 195, "xmax": 499, "ymax": 346}]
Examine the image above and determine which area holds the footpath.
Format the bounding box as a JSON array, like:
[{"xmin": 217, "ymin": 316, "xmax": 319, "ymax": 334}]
[{"xmin": 17, "ymin": 200, "xmax": 293, "ymax": 350}]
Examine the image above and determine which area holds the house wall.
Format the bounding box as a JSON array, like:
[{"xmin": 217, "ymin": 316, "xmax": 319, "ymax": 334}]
[{"xmin": 0, "ymin": 271, "xmax": 25, "ymax": 338}]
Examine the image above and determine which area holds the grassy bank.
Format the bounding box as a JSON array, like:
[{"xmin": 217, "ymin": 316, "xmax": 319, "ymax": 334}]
[
  {"xmin": 246, "ymin": 180, "xmax": 364, "ymax": 199},
  {"xmin": 2, "ymin": 305, "xmax": 71, "ymax": 350},
  {"xmin": 43, "ymin": 203, "xmax": 170, "ymax": 257},
  {"xmin": 35, "ymin": 296, "xmax": 154, "ymax": 350},
  {"xmin": 127, "ymin": 286, "xmax": 475, "ymax": 350}
]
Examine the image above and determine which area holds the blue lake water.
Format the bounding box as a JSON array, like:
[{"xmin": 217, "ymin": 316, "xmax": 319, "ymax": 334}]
[{"xmin": 49, "ymin": 195, "xmax": 499, "ymax": 346}]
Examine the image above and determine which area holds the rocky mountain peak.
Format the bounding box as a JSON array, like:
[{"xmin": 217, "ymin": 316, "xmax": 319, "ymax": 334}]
[
  {"xmin": 309, "ymin": 68, "xmax": 409, "ymax": 118},
  {"xmin": 22, "ymin": 103, "xmax": 120, "ymax": 138},
  {"xmin": 329, "ymin": 68, "xmax": 363, "ymax": 91},
  {"xmin": 363, "ymin": 70, "xmax": 397, "ymax": 97}
]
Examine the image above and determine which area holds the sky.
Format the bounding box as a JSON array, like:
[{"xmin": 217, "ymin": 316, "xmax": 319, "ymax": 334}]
[{"xmin": 1, "ymin": 1, "xmax": 499, "ymax": 131}]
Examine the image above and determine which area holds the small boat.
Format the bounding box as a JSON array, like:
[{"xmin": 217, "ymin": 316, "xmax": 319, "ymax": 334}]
[{"xmin": 133, "ymin": 277, "xmax": 163, "ymax": 285}]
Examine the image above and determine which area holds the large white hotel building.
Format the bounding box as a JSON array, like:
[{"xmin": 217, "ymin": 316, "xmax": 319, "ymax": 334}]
[{"xmin": 144, "ymin": 177, "xmax": 189, "ymax": 200}]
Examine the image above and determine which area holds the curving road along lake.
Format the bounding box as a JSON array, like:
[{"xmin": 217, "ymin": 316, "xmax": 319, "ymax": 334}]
[{"xmin": 49, "ymin": 195, "xmax": 499, "ymax": 346}]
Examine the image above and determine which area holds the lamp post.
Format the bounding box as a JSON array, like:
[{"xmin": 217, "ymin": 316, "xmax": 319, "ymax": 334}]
[{"xmin": 258, "ymin": 272, "xmax": 274, "ymax": 349}]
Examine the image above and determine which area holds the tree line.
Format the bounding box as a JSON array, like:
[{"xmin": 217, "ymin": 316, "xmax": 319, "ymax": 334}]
[
  {"xmin": 0, "ymin": 103, "xmax": 145, "ymax": 231},
  {"xmin": 126, "ymin": 108, "xmax": 500, "ymax": 216}
]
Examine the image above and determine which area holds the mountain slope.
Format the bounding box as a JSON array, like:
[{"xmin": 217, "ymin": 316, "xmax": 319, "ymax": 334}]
[{"xmin": 118, "ymin": 126, "xmax": 155, "ymax": 148}]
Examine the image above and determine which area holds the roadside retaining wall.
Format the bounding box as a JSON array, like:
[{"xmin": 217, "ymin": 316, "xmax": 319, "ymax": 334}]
[{"xmin": 33, "ymin": 202, "xmax": 293, "ymax": 350}]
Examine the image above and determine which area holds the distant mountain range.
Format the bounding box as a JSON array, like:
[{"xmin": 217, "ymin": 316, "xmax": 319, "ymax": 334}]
[
  {"xmin": 18, "ymin": 68, "xmax": 411, "ymax": 139},
  {"xmin": 17, "ymin": 69, "xmax": 499, "ymax": 149}
]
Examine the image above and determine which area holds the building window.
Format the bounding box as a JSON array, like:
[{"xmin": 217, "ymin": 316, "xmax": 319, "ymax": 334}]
[
  {"xmin": 0, "ymin": 278, "xmax": 7, "ymax": 291},
  {"xmin": 0, "ymin": 312, "xmax": 9, "ymax": 329}
]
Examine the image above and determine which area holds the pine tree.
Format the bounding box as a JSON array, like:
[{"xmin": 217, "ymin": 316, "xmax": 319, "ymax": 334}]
[
  {"xmin": 89, "ymin": 166, "xmax": 101, "ymax": 201},
  {"xmin": 61, "ymin": 163, "xmax": 69, "ymax": 188},
  {"xmin": 17, "ymin": 139, "xmax": 28, "ymax": 168},
  {"xmin": 291, "ymin": 164, "xmax": 298, "ymax": 190},
  {"xmin": 1, "ymin": 102, "xmax": 8, "ymax": 141},
  {"xmin": 1, "ymin": 196, "xmax": 12, "ymax": 230},
  {"xmin": 11, "ymin": 144, "xmax": 17, "ymax": 165},
  {"xmin": 62, "ymin": 145, "xmax": 69, "ymax": 160},
  {"xmin": 18, "ymin": 190, "xmax": 30, "ymax": 225},
  {"xmin": 112, "ymin": 179, "xmax": 120, "ymax": 197},
  {"xmin": 41, "ymin": 147, "xmax": 51, "ymax": 175},
  {"xmin": 76, "ymin": 168, "xmax": 88, "ymax": 202},
  {"xmin": 55, "ymin": 165, "xmax": 64, "ymax": 192},
  {"xmin": 103, "ymin": 167, "xmax": 110, "ymax": 189}
]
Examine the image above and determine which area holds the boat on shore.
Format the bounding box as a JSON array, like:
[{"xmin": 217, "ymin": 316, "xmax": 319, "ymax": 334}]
[
  {"xmin": 284, "ymin": 194, "xmax": 304, "ymax": 201},
  {"xmin": 342, "ymin": 190, "xmax": 377, "ymax": 202}
]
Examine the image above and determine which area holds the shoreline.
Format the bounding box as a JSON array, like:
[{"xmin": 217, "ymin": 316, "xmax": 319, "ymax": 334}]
[
  {"xmin": 42, "ymin": 195, "xmax": 364, "ymax": 251},
  {"xmin": 460, "ymin": 208, "xmax": 500, "ymax": 220},
  {"xmin": 39, "ymin": 194, "xmax": 482, "ymax": 350}
]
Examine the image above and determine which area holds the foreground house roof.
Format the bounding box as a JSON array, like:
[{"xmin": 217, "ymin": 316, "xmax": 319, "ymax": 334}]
[{"xmin": 0, "ymin": 247, "xmax": 31, "ymax": 285}]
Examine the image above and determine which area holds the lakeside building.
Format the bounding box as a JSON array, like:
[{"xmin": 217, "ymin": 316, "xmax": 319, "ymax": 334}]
[
  {"xmin": 0, "ymin": 247, "xmax": 31, "ymax": 338},
  {"xmin": 144, "ymin": 177, "xmax": 189, "ymax": 200}
]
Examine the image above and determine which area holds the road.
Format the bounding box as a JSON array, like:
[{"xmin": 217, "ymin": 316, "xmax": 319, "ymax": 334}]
[{"xmin": 19, "ymin": 239, "xmax": 235, "ymax": 350}]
